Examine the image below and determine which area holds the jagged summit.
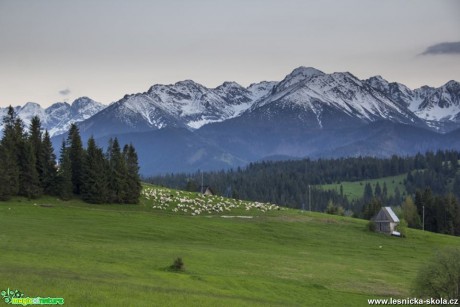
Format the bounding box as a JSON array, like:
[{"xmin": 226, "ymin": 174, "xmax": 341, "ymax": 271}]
[
  {"xmin": 0, "ymin": 97, "xmax": 105, "ymax": 137},
  {"xmin": 274, "ymin": 67, "xmax": 325, "ymax": 93},
  {"xmin": 290, "ymin": 66, "xmax": 325, "ymax": 78},
  {"xmin": 3, "ymin": 67, "xmax": 460, "ymax": 139}
]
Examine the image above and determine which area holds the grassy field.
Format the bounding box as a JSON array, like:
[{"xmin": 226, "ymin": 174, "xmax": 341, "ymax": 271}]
[
  {"xmin": 1, "ymin": 185, "xmax": 459, "ymax": 306},
  {"xmin": 320, "ymin": 174, "xmax": 407, "ymax": 201}
]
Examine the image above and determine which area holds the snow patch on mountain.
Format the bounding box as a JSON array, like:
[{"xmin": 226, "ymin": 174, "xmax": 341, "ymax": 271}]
[
  {"xmin": 4, "ymin": 66, "xmax": 460, "ymax": 138},
  {"xmin": 0, "ymin": 97, "xmax": 105, "ymax": 136}
]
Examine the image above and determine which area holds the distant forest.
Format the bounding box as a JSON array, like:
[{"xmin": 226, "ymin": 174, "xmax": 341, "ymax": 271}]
[{"xmin": 147, "ymin": 150, "xmax": 460, "ymax": 236}]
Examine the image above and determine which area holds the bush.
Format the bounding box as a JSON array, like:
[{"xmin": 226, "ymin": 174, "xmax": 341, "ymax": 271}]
[
  {"xmin": 396, "ymin": 219, "xmax": 408, "ymax": 238},
  {"xmin": 367, "ymin": 221, "xmax": 376, "ymax": 232},
  {"xmin": 413, "ymin": 248, "xmax": 460, "ymax": 299},
  {"xmin": 170, "ymin": 257, "xmax": 184, "ymax": 271}
]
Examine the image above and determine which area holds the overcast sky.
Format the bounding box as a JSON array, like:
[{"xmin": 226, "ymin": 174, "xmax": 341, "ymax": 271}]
[{"xmin": 1, "ymin": 0, "xmax": 459, "ymax": 107}]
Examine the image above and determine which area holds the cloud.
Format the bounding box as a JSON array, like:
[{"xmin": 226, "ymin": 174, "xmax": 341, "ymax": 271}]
[
  {"xmin": 59, "ymin": 88, "xmax": 71, "ymax": 96},
  {"xmin": 421, "ymin": 42, "xmax": 460, "ymax": 55}
]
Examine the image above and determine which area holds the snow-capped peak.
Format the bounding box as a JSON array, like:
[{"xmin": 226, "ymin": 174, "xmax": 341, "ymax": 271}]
[
  {"xmin": 366, "ymin": 75, "xmax": 390, "ymax": 92},
  {"xmin": 290, "ymin": 66, "xmax": 325, "ymax": 78},
  {"xmin": 274, "ymin": 67, "xmax": 325, "ymax": 93}
]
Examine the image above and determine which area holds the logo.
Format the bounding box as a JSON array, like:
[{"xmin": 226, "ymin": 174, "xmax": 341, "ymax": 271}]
[{"xmin": 1, "ymin": 289, "xmax": 64, "ymax": 306}]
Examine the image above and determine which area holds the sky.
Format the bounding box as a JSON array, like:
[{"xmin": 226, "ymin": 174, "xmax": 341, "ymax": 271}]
[{"xmin": 0, "ymin": 0, "xmax": 459, "ymax": 107}]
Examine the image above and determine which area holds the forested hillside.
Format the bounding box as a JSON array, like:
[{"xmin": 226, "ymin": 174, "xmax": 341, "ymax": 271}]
[{"xmin": 148, "ymin": 150, "xmax": 460, "ymax": 236}]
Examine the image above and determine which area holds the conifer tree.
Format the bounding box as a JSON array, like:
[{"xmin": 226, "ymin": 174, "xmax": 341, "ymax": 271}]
[
  {"xmin": 382, "ymin": 182, "xmax": 388, "ymax": 199},
  {"xmin": 107, "ymin": 138, "xmax": 127, "ymax": 203},
  {"xmin": 41, "ymin": 131, "xmax": 58, "ymax": 195},
  {"xmin": 17, "ymin": 139, "xmax": 42, "ymax": 198},
  {"xmin": 123, "ymin": 144, "xmax": 141, "ymax": 204},
  {"xmin": 10, "ymin": 115, "xmax": 42, "ymax": 198},
  {"xmin": 363, "ymin": 183, "xmax": 373, "ymax": 203},
  {"xmin": 57, "ymin": 140, "xmax": 73, "ymax": 200},
  {"xmin": 81, "ymin": 137, "xmax": 108, "ymax": 203},
  {"xmin": 29, "ymin": 116, "xmax": 44, "ymax": 185},
  {"xmin": 1, "ymin": 106, "xmax": 20, "ymax": 196},
  {"xmin": 66, "ymin": 124, "xmax": 85, "ymax": 194},
  {"xmin": 0, "ymin": 145, "xmax": 12, "ymax": 200},
  {"xmin": 374, "ymin": 182, "xmax": 382, "ymax": 199},
  {"xmin": 453, "ymin": 174, "xmax": 460, "ymax": 199}
]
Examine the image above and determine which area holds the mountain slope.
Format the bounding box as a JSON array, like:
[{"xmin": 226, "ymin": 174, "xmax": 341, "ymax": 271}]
[
  {"xmin": 366, "ymin": 76, "xmax": 460, "ymax": 132},
  {"xmin": 248, "ymin": 67, "xmax": 426, "ymax": 128},
  {"xmin": 7, "ymin": 66, "xmax": 460, "ymax": 175},
  {"xmin": 93, "ymin": 128, "xmax": 248, "ymax": 175},
  {"xmin": 76, "ymin": 80, "xmax": 275, "ymax": 139}
]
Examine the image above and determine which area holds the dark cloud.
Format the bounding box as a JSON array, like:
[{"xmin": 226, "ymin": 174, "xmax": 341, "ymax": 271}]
[
  {"xmin": 421, "ymin": 42, "xmax": 460, "ymax": 55},
  {"xmin": 59, "ymin": 88, "xmax": 71, "ymax": 96}
]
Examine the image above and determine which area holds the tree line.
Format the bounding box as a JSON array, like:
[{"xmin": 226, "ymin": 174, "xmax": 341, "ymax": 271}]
[
  {"xmin": 147, "ymin": 150, "xmax": 460, "ymax": 236},
  {"xmin": 0, "ymin": 106, "xmax": 141, "ymax": 204}
]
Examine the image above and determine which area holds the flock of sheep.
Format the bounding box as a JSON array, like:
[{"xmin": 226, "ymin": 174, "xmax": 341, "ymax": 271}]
[{"xmin": 142, "ymin": 186, "xmax": 280, "ymax": 216}]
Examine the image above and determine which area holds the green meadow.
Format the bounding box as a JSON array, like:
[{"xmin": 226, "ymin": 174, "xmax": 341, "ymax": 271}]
[
  {"xmin": 319, "ymin": 174, "xmax": 407, "ymax": 201},
  {"xmin": 1, "ymin": 185, "xmax": 459, "ymax": 306}
]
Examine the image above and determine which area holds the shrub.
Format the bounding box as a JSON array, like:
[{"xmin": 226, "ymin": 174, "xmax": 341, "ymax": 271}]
[
  {"xmin": 367, "ymin": 220, "xmax": 376, "ymax": 232},
  {"xmin": 170, "ymin": 257, "xmax": 184, "ymax": 271},
  {"xmin": 413, "ymin": 248, "xmax": 460, "ymax": 299},
  {"xmin": 396, "ymin": 219, "xmax": 408, "ymax": 238}
]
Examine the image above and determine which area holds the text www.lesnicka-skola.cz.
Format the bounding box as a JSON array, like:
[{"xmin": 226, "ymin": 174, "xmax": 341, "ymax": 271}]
[{"xmin": 368, "ymin": 297, "xmax": 459, "ymax": 305}]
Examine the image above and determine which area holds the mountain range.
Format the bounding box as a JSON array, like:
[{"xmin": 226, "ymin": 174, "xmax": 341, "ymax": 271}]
[
  {"xmin": 2, "ymin": 67, "xmax": 460, "ymax": 175},
  {"xmin": 0, "ymin": 97, "xmax": 105, "ymax": 137}
]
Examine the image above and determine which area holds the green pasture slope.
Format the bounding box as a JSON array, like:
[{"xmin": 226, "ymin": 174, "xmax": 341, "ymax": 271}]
[
  {"xmin": 1, "ymin": 185, "xmax": 459, "ymax": 306},
  {"xmin": 320, "ymin": 174, "xmax": 407, "ymax": 201}
]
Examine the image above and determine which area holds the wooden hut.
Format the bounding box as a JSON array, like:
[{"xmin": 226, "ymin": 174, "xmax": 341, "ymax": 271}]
[{"xmin": 372, "ymin": 207, "xmax": 400, "ymax": 234}]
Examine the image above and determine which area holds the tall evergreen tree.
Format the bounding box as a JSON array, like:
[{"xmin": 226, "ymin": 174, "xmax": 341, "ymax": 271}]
[
  {"xmin": 107, "ymin": 138, "xmax": 127, "ymax": 203},
  {"xmin": 11, "ymin": 116, "xmax": 42, "ymax": 198},
  {"xmin": 17, "ymin": 139, "xmax": 42, "ymax": 198},
  {"xmin": 374, "ymin": 182, "xmax": 382, "ymax": 199},
  {"xmin": 0, "ymin": 145, "xmax": 12, "ymax": 200},
  {"xmin": 363, "ymin": 183, "xmax": 373, "ymax": 203},
  {"xmin": 123, "ymin": 144, "xmax": 141, "ymax": 204},
  {"xmin": 1, "ymin": 106, "xmax": 20, "ymax": 196},
  {"xmin": 81, "ymin": 137, "xmax": 108, "ymax": 203},
  {"xmin": 382, "ymin": 182, "xmax": 388, "ymax": 199},
  {"xmin": 453, "ymin": 175, "xmax": 460, "ymax": 199},
  {"xmin": 41, "ymin": 131, "xmax": 58, "ymax": 194},
  {"xmin": 66, "ymin": 124, "xmax": 85, "ymax": 194},
  {"xmin": 57, "ymin": 140, "xmax": 73, "ymax": 200},
  {"xmin": 29, "ymin": 116, "xmax": 44, "ymax": 185}
]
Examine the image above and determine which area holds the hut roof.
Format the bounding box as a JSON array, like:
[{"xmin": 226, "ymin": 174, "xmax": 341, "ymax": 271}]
[{"xmin": 373, "ymin": 207, "xmax": 400, "ymax": 223}]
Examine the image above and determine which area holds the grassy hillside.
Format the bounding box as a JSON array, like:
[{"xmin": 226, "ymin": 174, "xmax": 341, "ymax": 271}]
[
  {"xmin": 320, "ymin": 174, "xmax": 407, "ymax": 201},
  {"xmin": 1, "ymin": 184, "xmax": 459, "ymax": 306}
]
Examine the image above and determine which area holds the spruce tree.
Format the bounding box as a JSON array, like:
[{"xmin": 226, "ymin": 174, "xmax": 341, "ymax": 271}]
[
  {"xmin": 0, "ymin": 145, "xmax": 12, "ymax": 200},
  {"xmin": 11, "ymin": 116, "xmax": 42, "ymax": 198},
  {"xmin": 374, "ymin": 182, "xmax": 382, "ymax": 199},
  {"xmin": 66, "ymin": 124, "xmax": 85, "ymax": 195},
  {"xmin": 29, "ymin": 116, "xmax": 44, "ymax": 185},
  {"xmin": 453, "ymin": 175, "xmax": 460, "ymax": 199},
  {"xmin": 363, "ymin": 183, "xmax": 373, "ymax": 203},
  {"xmin": 81, "ymin": 137, "xmax": 108, "ymax": 203},
  {"xmin": 1, "ymin": 106, "xmax": 20, "ymax": 196},
  {"xmin": 17, "ymin": 139, "xmax": 42, "ymax": 198},
  {"xmin": 57, "ymin": 140, "xmax": 73, "ymax": 200},
  {"xmin": 382, "ymin": 182, "xmax": 388, "ymax": 199},
  {"xmin": 41, "ymin": 131, "xmax": 58, "ymax": 195},
  {"xmin": 123, "ymin": 144, "xmax": 141, "ymax": 204},
  {"xmin": 107, "ymin": 138, "xmax": 127, "ymax": 203}
]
